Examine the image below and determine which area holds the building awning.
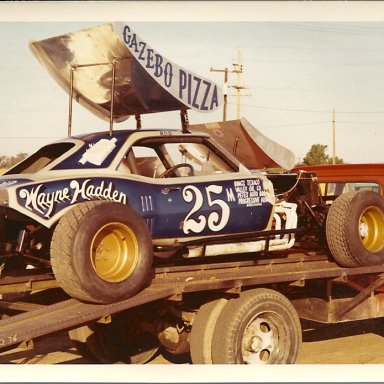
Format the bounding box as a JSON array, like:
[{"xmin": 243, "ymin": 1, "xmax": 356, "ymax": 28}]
[{"xmin": 190, "ymin": 118, "xmax": 296, "ymax": 170}]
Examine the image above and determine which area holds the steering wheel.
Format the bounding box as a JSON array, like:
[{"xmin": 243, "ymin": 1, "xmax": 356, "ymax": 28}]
[{"xmin": 160, "ymin": 163, "xmax": 195, "ymax": 178}]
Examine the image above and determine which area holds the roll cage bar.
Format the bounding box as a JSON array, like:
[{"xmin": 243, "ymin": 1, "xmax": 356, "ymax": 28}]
[{"xmin": 68, "ymin": 60, "xmax": 190, "ymax": 137}]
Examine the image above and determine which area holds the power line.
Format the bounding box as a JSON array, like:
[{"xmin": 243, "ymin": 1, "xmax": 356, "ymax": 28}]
[
  {"xmin": 256, "ymin": 121, "xmax": 330, "ymax": 129},
  {"xmin": 228, "ymin": 102, "xmax": 384, "ymax": 114}
]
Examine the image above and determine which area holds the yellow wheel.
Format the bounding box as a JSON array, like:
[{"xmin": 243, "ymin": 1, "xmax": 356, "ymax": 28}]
[
  {"xmin": 326, "ymin": 191, "xmax": 384, "ymax": 267},
  {"xmin": 359, "ymin": 207, "xmax": 384, "ymax": 253},
  {"xmin": 91, "ymin": 223, "xmax": 139, "ymax": 282},
  {"xmin": 51, "ymin": 201, "xmax": 153, "ymax": 303}
]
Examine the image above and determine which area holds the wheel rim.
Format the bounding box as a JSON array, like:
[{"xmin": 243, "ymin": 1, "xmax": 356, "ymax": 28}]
[
  {"xmin": 90, "ymin": 222, "xmax": 139, "ymax": 282},
  {"xmin": 241, "ymin": 313, "xmax": 282, "ymax": 364},
  {"xmin": 359, "ymin": 206, "xmax": 384, "ymax": 253}
]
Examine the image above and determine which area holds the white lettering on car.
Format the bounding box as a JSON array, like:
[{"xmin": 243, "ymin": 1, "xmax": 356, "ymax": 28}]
[
  {"xmin": 18, "ymin": 180, "xmax": 127, "ymax": 218},
  {"xmin": 70, "ymin": 179, "xmax": 127, "ymax": 205},
  {"xmin": 19, "ymin": 184, "xmax": 71, "ymax": 218},
  {"xmin": 182, "ymin": 184, "xmax": 230, "ymax": 234}
]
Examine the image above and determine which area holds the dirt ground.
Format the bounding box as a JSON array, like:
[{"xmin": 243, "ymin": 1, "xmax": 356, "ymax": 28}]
[{"xmin": 1, "ymin": 318, "xmax": 384, "ymax": 365}]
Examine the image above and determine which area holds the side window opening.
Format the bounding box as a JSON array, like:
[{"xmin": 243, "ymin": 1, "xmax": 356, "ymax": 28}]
[
  {"xmin": 120, "ymin": 138, "xmax": 234, "ymax": 178},
  {"xmin": 119, "ymin": 146, "xmax": 166, "ymax": 178}
]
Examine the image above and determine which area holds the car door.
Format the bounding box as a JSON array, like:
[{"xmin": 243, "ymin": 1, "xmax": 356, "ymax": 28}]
[{"xmin": 125, "ymin": 136, "xmax": 275, "ymax": 241}]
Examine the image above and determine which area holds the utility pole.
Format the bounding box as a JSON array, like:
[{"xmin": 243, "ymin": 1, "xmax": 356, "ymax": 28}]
[
  {"xmin": 332, "ymin": 108, "xmax": 336, "ymax": 164},
  {"xmin": 210, "ymin": 49, "xmax": 250, "ymax": 121},
  {"xmin": 210, "ymin": 67, "xmax": 229, "ymax": 121},
  {"xmin": 231, "ymin": 50, "xmax": 250, "ymax": 119}
]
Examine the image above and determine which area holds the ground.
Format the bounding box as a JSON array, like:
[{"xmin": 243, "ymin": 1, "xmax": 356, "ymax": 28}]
[
  {"xmin": 1, "ymin": 317, "xmax": 384, "ymax": 365},
  {"xmin": 1, "ymin": 318, "xmax": 383, "ymax": 383}
]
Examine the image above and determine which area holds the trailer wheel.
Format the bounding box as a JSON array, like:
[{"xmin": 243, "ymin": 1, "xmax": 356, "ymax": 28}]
[
  {"xmin": 326, "ymin": 191, "xmax": 384, "ymax": 267},
  {"xmin": 189, "ymin": 298, "xmax": 228, "ymax": 364},
  {"xmin": 68, "ymin": 326, "xmax": 98, "ymax": 361},
  {"xmin": 51, "ymin": 201, "xmax": 153, "ymax": 303},
  {"xmin": 211, "ymin": 288, "xmax": 301, "ymax": 364},
  {"xmin": 69, "ymin": 311, "xmax": 160, "ymax": 364}
]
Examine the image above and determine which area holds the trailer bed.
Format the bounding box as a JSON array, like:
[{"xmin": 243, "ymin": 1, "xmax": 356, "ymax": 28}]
[{"xmin": 1, "ymin": 251, "xmax": 384, "ymax": 351}]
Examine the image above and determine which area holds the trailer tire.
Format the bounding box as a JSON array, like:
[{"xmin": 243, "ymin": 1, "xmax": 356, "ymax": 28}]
[
  {"xmin": 51, "ymin": 201, "xmax": 153, "ymax": 303},
  {"xmin": 211, "ymin": 288, "xmax": 301, "ymax": 364},
  {"xmin": 69, "ymin": 311, "xmax": 160, "ymax": 364},
  {"xmin": 326, "ymin": 191, "xmax": 384, "ymax": 267},
  {"xmin": 189, "ymin": 298, "xmax": 228, "ymax": 364},
  {"xmin": 68, "ymin": 326, "xmax": 98, "ymax": 362}
]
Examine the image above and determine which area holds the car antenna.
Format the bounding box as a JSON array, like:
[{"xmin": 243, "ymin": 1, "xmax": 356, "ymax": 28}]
[
  {"xmin": 135, "ymin": 114, "xmax": 142, "ymax": 129},
  {"xmin": 68, "ymin": 65, "xmax": 75, "ymax": 138},
  {"xmin": 109, "ymin": 59, "xmax": 117, "ymax": 137}
]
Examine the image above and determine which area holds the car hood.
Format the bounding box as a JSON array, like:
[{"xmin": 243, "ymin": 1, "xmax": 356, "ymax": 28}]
[
  {"xmin": 29, "ymin": 22, "xmax": 223, "ymax": 123},
  {"xmin": 189, "ymin": 118, "xmax": 296, "ymax": 170}
]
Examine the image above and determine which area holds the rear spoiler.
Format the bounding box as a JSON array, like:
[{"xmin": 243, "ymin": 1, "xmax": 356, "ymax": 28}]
[{"xmin": 29, "ymin": 22, "xmax": 223, "ymax": 133}]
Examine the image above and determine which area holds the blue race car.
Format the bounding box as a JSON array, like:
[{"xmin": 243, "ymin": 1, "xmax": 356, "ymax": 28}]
[
  {"xmin": 0, "ymin": 118, "xmax": 312, "ymax": 303},
  {"xmin": 1, "ymin": 23, "xmax": 383, "ymax": 304}
]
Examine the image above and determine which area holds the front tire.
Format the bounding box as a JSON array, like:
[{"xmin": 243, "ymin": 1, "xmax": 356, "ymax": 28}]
[
  {"xmin": 51, "ymin": 201, "xmax": 153, "ymax": 303},
  {"xmin": 326, "ymin": 191, "xmax": 384, "ymax": 267}
]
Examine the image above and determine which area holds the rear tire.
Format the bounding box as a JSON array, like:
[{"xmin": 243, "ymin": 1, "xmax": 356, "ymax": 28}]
[
  {"xmin": 211, "ymin": 288, "xmax": 301, "ymax": 364},
  {"xmin": 51, "ymin": 201, "xmax": 153, "ymax": 303},
  {"xmin": 326, "ymin": 191, "xmax": 384, "ymax": 267}
]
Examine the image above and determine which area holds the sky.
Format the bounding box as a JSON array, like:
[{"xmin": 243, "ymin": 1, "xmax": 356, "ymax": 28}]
[{"xmin": 1, "ymin": 2, "xmax": 384, "ymax": 166}]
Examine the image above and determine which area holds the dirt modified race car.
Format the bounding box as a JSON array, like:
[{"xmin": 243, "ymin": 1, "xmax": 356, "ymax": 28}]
[{"xmin": 0, "ymin": 23, "xmax": 384, "ymax": 305}]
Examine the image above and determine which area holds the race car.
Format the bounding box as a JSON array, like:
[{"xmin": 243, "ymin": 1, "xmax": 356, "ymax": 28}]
[
  {"xmin": 0, "ymin": 117, "xmax": 314, "ymax": 303},
  {"xmin": 0, "ymin": 22, "xmax": 383, "ymax": 304}
]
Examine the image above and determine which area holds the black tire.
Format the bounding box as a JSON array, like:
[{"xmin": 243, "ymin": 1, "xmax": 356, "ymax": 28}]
[
  {"xmin": 326, "ymin": 190, "xmax": 384, "ymax": 267},
  {"xmin": 69, "ymin": 311, "xmax": 160, "ymax": 364},
  {"xmin": 211, "ymin": 288, "xmax": 301, "ymax": 364},
  {"xmin": 68, "ymin": 325, "xmax": 98, "ymax": 362},
  {"xmin": 189, "ymin": 298, "xmax": 228, "ymax": 364},
  {"xmin": 51, "ymin": 201, "xmax": 153, "ymax": 303}
]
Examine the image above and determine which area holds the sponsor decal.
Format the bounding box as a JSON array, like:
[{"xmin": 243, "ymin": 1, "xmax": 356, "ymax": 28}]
[
  {"xmin": 79, "ymin": 138, "xmax": 117, "ymax": 166},
  {"xmin": 18, "ymin": 179, "xmax": 127, "ymax": 218},
  {"xmin": 233, "ymin": 179, "xmax": 268, "ymax": 207},
  {"xmin": 116, "ymin": 23, "xmax": 222, "ymax": 113}
]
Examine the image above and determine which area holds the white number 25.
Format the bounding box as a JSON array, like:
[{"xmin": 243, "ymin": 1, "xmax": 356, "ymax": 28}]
[{"xmin": 182, "ymin": 185, "xmax": 230, "ymax": 234}]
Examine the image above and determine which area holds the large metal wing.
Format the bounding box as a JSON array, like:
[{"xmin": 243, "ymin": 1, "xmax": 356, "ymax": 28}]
[{"xmin": 29, "ymin": 22, "xmax": 223, "ymax": 123}]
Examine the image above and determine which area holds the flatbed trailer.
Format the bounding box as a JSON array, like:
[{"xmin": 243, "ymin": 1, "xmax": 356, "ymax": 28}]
[{"xmin": 2, "ymin": 250, "xmax": 384, "ymax": 364}]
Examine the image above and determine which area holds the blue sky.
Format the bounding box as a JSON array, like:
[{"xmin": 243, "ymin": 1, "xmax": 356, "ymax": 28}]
[{"xmin": 1, "ymin": 2, "xmax": 384, "ymax": 165}]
